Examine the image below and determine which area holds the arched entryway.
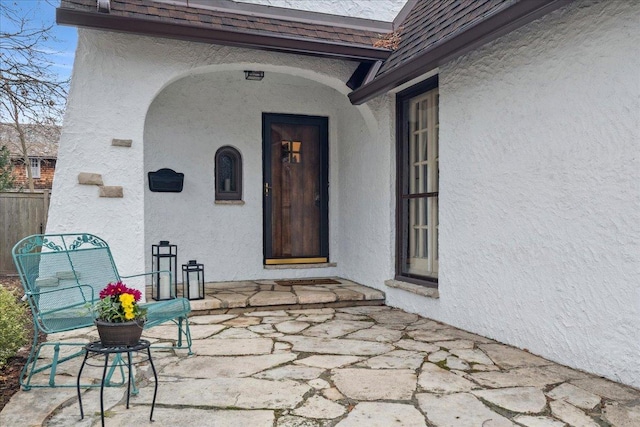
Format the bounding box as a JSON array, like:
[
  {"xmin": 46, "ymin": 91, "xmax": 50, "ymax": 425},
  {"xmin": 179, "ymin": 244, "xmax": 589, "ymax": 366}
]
[{"xmin": 143, "ymin": 66, "xmax": 383, "ymax": 282}]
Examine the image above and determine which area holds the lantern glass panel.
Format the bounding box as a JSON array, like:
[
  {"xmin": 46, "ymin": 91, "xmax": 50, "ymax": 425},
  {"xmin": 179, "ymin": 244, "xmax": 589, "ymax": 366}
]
[
  {"xmin": 188, "ymin": 270, "xmax": 200, "ymax": 299},
  {"xmin": 159, "ymin": 272, "xmax": 171, "ymax": 300}
]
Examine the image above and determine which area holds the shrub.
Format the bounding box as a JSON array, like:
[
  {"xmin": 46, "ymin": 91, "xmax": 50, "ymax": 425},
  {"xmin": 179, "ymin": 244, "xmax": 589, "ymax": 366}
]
[{"xmin": 0, "ymin": 285, "xmax": 29, "ymax": 368}]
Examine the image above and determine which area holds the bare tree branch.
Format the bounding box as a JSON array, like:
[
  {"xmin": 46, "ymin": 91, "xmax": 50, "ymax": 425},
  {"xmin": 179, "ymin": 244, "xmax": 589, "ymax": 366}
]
[{"xmin": 0, "ymin": 1, "xmax": 68, "ymax": 191}]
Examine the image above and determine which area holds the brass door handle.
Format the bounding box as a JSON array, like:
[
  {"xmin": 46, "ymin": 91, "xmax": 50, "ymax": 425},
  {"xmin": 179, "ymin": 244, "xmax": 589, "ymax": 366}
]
[{"xmin": 264, "ymin": 182, "xmax": 272, "ymax": 196}]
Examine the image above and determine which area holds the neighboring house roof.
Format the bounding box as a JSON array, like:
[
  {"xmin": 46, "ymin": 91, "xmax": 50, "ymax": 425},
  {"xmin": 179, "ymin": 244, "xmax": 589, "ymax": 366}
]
[
  {"xmin": 349, "ymin": 0, "xmax": 573, "ymax": 104},
  {"xmin": 0, "ymin": 124, "xmax": 60, "ymax": 159},
  {"xmin": 57, "ymin": 0, "xmax": 392, "ymax": 61}
]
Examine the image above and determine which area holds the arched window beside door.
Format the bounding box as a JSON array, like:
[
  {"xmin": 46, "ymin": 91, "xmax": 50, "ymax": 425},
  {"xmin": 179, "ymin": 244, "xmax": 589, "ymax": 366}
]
[{"xmin": 215, "ymin": 146, "xmax": 242, "ymax": 201}]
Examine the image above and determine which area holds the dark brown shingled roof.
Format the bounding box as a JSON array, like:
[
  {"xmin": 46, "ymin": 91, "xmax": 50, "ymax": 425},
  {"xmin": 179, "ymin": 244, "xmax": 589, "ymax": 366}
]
[
  {"xmin": 57, "ymin": 0, "xmax": 572, "ymax": 104},
  {"xmin": 377, "ymin": 0, "xmax": 511, "ymax": 77},
  {"xmin": 57, "ymin": 0, "xmax": 391, "ymax": 61},
  {"xmin": 349, "ymin": 0, "xmax": 572, "ymax": 104}
]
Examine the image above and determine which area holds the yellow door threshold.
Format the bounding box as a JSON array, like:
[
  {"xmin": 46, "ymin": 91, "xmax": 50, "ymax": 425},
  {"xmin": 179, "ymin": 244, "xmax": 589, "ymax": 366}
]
[{"xmin": 265, "ymin": 257, "xmax": 328, "ymax": 265}]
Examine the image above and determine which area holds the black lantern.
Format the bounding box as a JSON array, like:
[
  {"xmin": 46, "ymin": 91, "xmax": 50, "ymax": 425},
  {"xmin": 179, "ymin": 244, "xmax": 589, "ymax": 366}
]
[
  {"xmin": 151, "ymin": 240, "xmax": 177, "ymax": 301},
  {"xmin": 182, "ymin": 260, "xmax": 204, "ymax": 300}
]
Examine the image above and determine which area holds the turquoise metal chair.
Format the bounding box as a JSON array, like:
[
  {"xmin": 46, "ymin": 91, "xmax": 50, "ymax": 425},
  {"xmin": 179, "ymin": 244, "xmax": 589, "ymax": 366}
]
[{"xmin": 12, "ymin": 233, "xmax": 192, "ymax": 390}]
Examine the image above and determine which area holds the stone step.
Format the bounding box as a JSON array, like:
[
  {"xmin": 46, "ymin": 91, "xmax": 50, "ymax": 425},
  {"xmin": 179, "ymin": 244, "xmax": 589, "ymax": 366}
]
[{"xmin": 158, "ymin": 278, "xmax": 385, "ymax": 315}]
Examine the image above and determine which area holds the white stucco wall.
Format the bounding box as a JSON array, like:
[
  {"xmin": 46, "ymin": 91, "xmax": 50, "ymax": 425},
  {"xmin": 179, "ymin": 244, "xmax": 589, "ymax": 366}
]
[
  {"xmin": 385, "ymin": 0, "xmax": 640, "ymax": 388},
  {"xmin": 49, "ymin": 29, "xmax": 393, "ymax": 287},
  {"xmin": 337, "ymin": 93, "xmax": 396, "ymax": 286},
  {"xmin": 235, "ymin": 0, "xmax": 407, "ymax": 21},
  {"xmin": 47, "ymin": 32, "xmax": 153, "ymax": 284}
]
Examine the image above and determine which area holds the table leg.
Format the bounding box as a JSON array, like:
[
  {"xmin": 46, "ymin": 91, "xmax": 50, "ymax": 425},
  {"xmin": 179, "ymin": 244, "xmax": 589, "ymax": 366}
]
[
  {"xmin": 126, "ymin": 351, "xmax": 133, "ymax": 409},
  {"xmin": 100, "ymin": 353, "xmax": 109, "ymax": 427},
  {"xmin": 77, "ymin": 351, "xmax": 89, "ymax": 419},
  {"xmin": 148, "ymin": 347, "xmax": 158, "ymax": 421}
]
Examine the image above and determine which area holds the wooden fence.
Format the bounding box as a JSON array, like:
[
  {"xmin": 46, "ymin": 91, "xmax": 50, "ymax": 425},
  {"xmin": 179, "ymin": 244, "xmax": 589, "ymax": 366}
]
[{"xmin": 0, "ymin": 191, "xmax": 50, "ymax": 275}]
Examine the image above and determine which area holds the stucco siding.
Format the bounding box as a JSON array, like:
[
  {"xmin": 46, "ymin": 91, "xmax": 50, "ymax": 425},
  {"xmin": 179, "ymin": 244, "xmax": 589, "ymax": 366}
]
[
  {"xmin": 337, "ymin": 93, "xmax": 396, "ymax": 288},
  {"xmin": 236, "ymin": 0, "xmax": 407, "ymax": 21},
  {"xmin": 387, "ymin": 0, "xmax": 640, "ymax": 388},
  {"xmin": 48, "ymin": 29, "xmax": 160, "ymax": 283}
]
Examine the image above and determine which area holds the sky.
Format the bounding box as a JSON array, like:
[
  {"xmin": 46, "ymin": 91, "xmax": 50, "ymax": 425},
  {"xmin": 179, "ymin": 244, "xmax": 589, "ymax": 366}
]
[{"xmin": 1, "ymin": 0, "xmax": 78, "ymax": 82}]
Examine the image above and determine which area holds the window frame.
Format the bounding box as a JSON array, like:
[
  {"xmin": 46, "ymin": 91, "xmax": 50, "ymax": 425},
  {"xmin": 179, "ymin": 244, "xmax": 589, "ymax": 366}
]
[
  {"xmin": 214, "ymin": 146, "xmax": 242, "ymax": 201},
  {"xmin": 29, "ymin": 157, "xmax": 41, "ymax": 179},
  {"xmin": 395, "ymin": 76, "xmax": 439, "ymax": 288}
]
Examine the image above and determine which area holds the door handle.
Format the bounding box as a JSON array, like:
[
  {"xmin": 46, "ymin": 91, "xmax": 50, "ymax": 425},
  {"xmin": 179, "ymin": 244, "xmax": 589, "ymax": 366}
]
[{"xmin": 264, "ymin": 182, "xmax": 272, "ymax": 196}]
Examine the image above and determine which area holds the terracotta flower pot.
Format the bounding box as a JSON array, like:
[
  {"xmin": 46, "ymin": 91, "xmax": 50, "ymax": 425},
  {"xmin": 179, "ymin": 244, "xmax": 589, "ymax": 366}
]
[{"xmin": 95, "ymin": 319, "xmax": 145, "ymax": 346}]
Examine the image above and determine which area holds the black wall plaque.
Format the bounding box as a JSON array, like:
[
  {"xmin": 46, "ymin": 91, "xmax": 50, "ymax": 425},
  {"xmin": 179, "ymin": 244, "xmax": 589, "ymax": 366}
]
[{"xmin": 148, "ymin": 168, "xmax": 184, "ymax": 192}]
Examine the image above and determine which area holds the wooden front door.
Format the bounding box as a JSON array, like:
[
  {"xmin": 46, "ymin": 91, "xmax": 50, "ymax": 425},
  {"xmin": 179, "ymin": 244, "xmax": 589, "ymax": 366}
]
[{"xmin": 263, "ymin": 114, "xmax": 329, "ymax": 264}]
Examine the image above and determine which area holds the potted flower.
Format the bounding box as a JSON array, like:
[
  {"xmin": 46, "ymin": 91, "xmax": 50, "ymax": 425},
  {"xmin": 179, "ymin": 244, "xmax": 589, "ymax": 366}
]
[{"xmin": 94, "ymin": 281, "xmax": 147, "ymax": 346}]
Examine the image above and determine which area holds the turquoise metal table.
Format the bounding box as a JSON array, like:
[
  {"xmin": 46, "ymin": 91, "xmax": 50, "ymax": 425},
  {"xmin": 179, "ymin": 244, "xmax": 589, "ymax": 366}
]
[{"xmin": 77, "ymin": 340, "xmax": 158, "ymax": 426}]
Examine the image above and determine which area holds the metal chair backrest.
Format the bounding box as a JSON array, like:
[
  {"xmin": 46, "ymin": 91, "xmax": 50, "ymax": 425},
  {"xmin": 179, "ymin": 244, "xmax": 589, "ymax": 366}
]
[{"xmin": 13, "ymin": 233, "xmax": 120, "ymax": 333}]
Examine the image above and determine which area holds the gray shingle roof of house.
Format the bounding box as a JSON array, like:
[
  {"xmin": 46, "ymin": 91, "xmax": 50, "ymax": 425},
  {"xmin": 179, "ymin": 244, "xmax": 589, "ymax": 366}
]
[
  {"xmin": 0, "ymin": 124, "xmax": 60, "ymax": 159},
  {"xmin": 377, "ymin": 0, "xmax": 511, "ymax": 77}
]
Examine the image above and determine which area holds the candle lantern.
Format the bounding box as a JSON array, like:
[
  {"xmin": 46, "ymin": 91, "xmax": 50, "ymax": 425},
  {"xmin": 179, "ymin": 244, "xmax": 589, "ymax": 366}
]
[
  {"xmin": 182, "ymin": 260, "xmax": 205, "ymax": 300},
  {"xmin": 151, "ymin": 240, "xmax": 177, "ymax": 301}
]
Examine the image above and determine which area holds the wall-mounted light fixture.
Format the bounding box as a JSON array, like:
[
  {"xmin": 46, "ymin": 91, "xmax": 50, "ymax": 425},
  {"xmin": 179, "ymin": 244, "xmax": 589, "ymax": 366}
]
[{"xmin": 244, "ymin": 70, "xmax": 264, "ymax": 81}]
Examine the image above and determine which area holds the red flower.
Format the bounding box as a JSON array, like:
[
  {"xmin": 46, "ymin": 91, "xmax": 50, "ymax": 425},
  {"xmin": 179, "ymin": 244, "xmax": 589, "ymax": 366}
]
[{"xmin": 99, "ymin": 281, "xmax": 142, "ymax": 301}]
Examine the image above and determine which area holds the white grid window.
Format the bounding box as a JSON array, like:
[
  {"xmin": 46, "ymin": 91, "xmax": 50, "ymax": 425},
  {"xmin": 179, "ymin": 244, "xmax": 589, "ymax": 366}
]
[
  {"xmin": 29, "ymin": 158, "xmax": 41, "ymax": 179},
  {"xmin": 406, "ymin": 89, "xmax": 438, "ymax": 277}
]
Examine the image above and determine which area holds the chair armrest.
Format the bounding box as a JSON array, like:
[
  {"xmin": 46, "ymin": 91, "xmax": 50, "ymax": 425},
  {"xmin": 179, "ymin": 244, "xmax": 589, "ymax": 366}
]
[
  {"xmin": 122, "ymin": 270, "xmax": 171, "ymax": 279},
  {"xmin": 121, "ymin": 270, "xmax": 174, "ymax": 297}
]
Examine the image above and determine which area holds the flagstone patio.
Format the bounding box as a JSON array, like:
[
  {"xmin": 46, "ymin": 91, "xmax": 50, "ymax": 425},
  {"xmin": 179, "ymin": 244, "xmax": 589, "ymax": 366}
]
[{"xmin": 1, "ymin": 304, "xmax": 639, "ymax": 426}]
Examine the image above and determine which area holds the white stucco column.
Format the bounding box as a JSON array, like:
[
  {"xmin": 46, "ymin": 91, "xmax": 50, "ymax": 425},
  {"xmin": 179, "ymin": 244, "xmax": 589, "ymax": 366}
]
[{"xmin": 48, "ymin": 30, "xmax": 189, "ymax": 283}]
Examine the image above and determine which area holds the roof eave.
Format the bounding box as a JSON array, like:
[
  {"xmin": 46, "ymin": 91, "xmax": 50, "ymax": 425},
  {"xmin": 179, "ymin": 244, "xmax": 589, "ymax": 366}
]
[
  {"xmin": 11, "ymin": 156, "xmax": 57, "ymax": 160},
  {"xmin": 349, "ymin": 0, "xmax": 573, "ymax": 104},
  {"xmin": 56, "ymin": 7, "xmax": 391, "ymax": 62}
]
